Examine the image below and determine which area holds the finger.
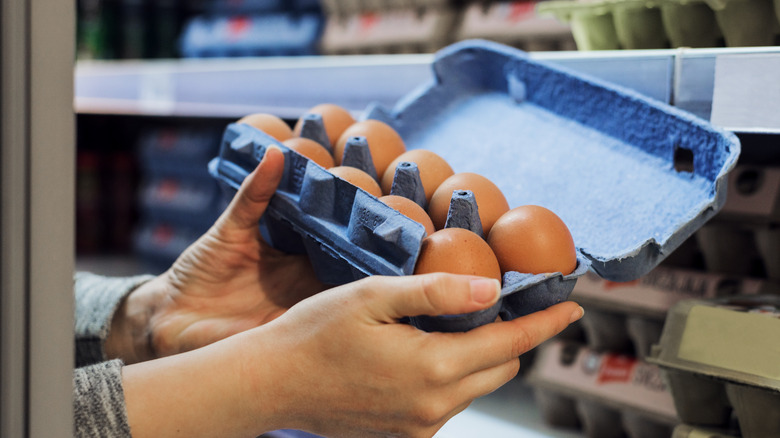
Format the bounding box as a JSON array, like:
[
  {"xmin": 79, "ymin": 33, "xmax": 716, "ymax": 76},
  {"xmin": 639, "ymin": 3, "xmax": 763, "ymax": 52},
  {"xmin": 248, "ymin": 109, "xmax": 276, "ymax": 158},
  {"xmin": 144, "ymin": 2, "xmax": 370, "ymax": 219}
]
[
  {"xmin": 457, "ymin": 358, "xmax": 519, "ymax": 401},
  {"xmin": 438, "ymin": 301, "xmax": 582, "ymax": 375},
  {"xmin": 357, "ymin": 273, "xmax": 502, "ymax": 323},
  {"xmin": 219, "ymin": 145, "xmax": 285, "ymax": 232}
]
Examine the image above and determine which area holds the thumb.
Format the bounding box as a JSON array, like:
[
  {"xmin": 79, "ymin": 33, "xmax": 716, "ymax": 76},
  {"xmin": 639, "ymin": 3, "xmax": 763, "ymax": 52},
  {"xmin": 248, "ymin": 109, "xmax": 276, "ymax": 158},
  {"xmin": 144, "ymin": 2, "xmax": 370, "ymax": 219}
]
[
  {"xmin": 219, "ymin": 145, "xmax": 285, "ymax": 232},
  {"xmin": 361, "ymin": 273, "xmax": 501, "ymax": 323}
]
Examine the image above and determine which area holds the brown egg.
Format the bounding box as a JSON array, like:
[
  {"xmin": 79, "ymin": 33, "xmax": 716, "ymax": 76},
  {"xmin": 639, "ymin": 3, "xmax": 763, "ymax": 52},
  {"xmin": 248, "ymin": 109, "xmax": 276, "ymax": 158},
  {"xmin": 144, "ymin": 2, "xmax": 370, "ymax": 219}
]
[
  {"xmin": 328, "ymin": 166, "xmax": 383, "ymax": 198},
  {"xmin": 293, "ymin": 103, "xmax": 356, "ymax": 147},
  {"xmin": 282, "ymin": 137, "xmax": 334, "ymax": 169},
  {"xmin": 413, "ymin": 228, "xmax": 501, "ymax": 282},
  {"xmin": 487, "ymin": 205, "xmax": 577, "ymax": 275},
  {"xmin": 379, "ymin": 195, "xmax": 436, "ymax": 237},
  {"xmin": 237, "ymin": 113, "xmax": 293, "ymax": 142},
  {"xmin": 428, "ymin": 173, "xmax": 510, "ymax": 236},
  {"xmin": 333, "ymin": 120, "xmax": 406, "ymax": 178},
  {"xmin": 380, "ymin": 150, "xmax": 455, "ymax": 202}
]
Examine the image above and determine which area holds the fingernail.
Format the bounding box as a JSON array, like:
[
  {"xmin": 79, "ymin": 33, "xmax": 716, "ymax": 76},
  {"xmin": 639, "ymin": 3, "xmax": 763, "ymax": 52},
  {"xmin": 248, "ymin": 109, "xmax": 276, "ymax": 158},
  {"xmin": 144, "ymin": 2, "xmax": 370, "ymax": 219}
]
[
  {"xmin": 470, "ymin": 278, "xmax": 501, "ymax": 304},
  {"xmin": 570, "ymin": 306, "xmax": 585, "ymax": 324}
]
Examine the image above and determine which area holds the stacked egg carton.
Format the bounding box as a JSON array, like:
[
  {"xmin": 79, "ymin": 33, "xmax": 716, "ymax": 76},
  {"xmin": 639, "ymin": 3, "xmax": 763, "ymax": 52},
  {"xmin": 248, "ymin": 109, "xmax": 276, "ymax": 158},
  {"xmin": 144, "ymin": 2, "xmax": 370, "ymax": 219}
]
[
  {"xmin": 696, "ymin": 164, "xmax": 780, "ymax": 283},
  {"xmin": 536, "ymin": 0, "xmax": 780, "ymax": 50},
  {"xmin": 179, "ymin": 0, "xmax": 324, "ymax": 57},
  {"xmin": 455, "ymin": 1, "xmax": 577, "ymax": 51},
  {"xmin": 318, "ymin": 0, "xmax": 460, "ymax": 54},
  {"xmin": 133, "ymin": 127, "xmax": 225, "ymax": 272},
  {"xmin": 649, "ymin": 295, "xmax": 780, "ymax": 438},
  {"xmin": 527, "ymin": 264, "xmax": 778, "ymax": 437}
]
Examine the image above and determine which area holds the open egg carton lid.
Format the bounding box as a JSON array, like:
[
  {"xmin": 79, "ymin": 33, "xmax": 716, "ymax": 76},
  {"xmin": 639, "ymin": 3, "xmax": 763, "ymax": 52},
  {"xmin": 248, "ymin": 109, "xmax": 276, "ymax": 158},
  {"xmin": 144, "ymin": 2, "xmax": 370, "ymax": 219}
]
[{"xmin": 366, "ymin": 39, "xmax": 740, "ymax": 283}]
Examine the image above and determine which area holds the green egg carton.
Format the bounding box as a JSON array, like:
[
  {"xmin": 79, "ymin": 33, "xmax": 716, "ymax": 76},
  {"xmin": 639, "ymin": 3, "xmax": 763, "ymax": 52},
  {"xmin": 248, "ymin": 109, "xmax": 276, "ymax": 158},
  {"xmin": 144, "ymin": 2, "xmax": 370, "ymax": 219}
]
[
  {"xmin": 672, "ymin": 424, "xmax": 740, "ymax": 438},
  {"xmin": 537, "ymin": 0, "xmax": 780, "ymax": 50},
  {"xmin": 649, "ymin": 295, "xmax": 780, "ymax": 437}
]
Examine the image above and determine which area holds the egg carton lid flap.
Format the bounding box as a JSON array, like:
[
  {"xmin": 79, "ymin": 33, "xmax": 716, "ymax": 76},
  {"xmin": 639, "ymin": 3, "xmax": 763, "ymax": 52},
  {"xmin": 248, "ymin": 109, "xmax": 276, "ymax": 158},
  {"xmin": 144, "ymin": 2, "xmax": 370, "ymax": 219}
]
[{"xmin": 366, "ymin": 38, "xmax": 740, "ymax": 283}]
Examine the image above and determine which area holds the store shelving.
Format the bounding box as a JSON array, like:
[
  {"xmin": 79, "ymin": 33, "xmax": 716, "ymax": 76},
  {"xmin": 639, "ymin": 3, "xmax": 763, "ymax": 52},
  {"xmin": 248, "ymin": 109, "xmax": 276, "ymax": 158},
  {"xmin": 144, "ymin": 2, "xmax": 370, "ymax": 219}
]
[{"xmin": 75, "ymin": 47, "xmax": 780, "ymax": 130}]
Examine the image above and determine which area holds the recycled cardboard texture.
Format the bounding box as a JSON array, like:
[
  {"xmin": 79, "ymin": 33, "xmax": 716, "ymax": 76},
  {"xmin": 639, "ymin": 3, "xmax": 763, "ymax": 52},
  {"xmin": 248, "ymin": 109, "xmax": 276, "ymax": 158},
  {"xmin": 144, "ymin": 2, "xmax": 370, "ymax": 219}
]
[{"xmin": 368, "ymin": 39, "xmax": 740, "ymax": 282}]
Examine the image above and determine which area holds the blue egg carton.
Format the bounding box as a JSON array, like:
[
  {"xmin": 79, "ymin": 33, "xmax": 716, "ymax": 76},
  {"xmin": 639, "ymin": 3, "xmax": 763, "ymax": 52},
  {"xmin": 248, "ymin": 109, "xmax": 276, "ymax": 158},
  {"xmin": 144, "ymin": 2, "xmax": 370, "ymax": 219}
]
[
  {"xmin": 180, "ymin": 13, "xmax": 323, "ymax": 58},
  {"xmin": 209, "ymin": 39, "xmax": 740, "ymax": 331}
]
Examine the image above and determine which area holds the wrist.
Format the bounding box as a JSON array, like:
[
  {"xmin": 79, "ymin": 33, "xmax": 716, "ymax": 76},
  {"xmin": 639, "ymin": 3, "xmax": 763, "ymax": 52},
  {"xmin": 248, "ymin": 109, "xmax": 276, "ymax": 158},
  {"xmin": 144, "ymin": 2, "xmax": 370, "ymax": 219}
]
[{"xmin": 104, "ymin": 275, "xmax": 168, "ymax": 364}]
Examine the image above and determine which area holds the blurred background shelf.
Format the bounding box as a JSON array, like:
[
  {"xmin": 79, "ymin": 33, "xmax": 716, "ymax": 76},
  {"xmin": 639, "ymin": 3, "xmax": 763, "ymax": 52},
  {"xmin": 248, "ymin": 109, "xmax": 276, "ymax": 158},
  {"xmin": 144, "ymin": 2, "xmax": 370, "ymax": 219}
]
[{"xmin": 76, "ymin": 47, "xmax": 780, "ymax": 129}]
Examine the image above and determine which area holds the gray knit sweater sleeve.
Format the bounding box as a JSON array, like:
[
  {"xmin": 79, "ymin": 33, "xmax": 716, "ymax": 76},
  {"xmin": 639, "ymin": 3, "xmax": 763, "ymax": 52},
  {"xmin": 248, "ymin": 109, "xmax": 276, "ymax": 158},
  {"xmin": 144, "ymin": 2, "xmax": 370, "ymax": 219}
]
[
  {"xmin": 74, "ymin": 272, "xmax": 154, "ymax": 367},
  {"xmin": 74, "ymin": 272, "xmax": 155, "ymax": 438}
]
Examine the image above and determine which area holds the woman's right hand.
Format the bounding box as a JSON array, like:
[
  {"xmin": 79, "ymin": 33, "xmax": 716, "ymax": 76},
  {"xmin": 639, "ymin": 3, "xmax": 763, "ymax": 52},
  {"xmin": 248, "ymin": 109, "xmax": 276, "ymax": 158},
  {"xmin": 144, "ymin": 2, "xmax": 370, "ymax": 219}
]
[
  {"xmin": 243, "ymin": 273, "xmax": 583, "ymax": 438},
  {"xmin": 122, "ymin": 273, "xmax": 583, "ymax": 438}
]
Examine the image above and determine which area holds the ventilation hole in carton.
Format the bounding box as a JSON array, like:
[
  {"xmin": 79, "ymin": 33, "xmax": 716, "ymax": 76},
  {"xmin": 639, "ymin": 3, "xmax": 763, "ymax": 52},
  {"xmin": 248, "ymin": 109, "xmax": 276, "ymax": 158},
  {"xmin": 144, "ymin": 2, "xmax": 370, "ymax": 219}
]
[
  {"xmin": 673, "ymin": 147, "xmax": 694, "ymax": 173},
  {"xmin": 735, "ymin": 169, "xmax": 762, "ymax": 195},
  {"xmin": 456, "ymin": 190, "xmax": 469, "ymax": 196}
]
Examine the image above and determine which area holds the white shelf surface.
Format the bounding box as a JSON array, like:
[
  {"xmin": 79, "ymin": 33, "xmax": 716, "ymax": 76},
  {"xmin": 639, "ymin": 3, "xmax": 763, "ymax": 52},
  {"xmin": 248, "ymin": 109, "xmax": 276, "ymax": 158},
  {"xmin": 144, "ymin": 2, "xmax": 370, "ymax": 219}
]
[
  {"xmin": 436, "ymin": 377, "xmax": 582, "ymax": 438},
  {"xmin": 75, "ymin": 47, "xmax": 780, "ymax": 132}
]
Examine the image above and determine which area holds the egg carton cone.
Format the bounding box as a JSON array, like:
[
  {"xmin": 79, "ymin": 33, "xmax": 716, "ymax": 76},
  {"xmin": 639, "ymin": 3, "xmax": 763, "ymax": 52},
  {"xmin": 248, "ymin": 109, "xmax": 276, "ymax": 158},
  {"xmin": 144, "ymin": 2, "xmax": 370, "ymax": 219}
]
[
  {"xmin": 527, "ymin": 340, "xmax": 679, "ymax": 438},
  {"xmin": 672, "ymin": 424, "xmax": 741, "ymax": 438},
  {"xmin": 577, "ymin": 307, "xmax": 668, "ymax": 359},
  {"xmin": 696, "ymin": 220, "xmax": 780, "ymax": 280},
  {"xmin": 719, "ymin": 165, "xmax": 780, "ymax": 224},
  {"xmin": 777, "ymin": 0, "xmax": 780, "ymax": 25},
  {"xmin": 211, "ymin": 39, "xmax": 739, "ymax": 331},
  {"xmin": 705, "ymin": 0, "xmax": 780, "ymax": 47},
  {"xmin": 537, "ymin": 0, "xmax": 780, "ymax": 50},
  {"xmin": 649, "ymin": 295, "xmax": 780, "ymax": 437}
]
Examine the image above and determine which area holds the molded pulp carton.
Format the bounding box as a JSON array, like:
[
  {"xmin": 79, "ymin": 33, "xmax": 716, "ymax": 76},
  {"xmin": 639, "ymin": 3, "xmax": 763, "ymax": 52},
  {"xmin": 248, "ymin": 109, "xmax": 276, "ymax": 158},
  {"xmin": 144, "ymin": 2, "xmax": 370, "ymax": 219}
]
[
  {"xmin": 455, "ymin": 1, "xmax": 576, "ymax": 51},
  {"xmin": 319, "ymin": 7, "xmax": 458, "ymax": 54},
  {"xmin": 537, "ymin": 0, "xmax": 780, "ymax": 50},
  {"xmin": 571, "ymin": 267, "xmax": 778, "ymax": 358},
  {"xmin": 527, "ymin": 340, "xmax": 679, "ymax": 438},
  {"xmin": 695, "ymin": 164, "xmax": 780, "ymax": 280},
  {"xmin": 672, "ymin": 424, "xmax": 740, "ymax": 438},
  {"xmin": 210, "ymin": 39, "xmax": 740, "ymax": 331},
  {"xmin": 649, "ymin": 295, "xmax": 780, "ymax": 438}
]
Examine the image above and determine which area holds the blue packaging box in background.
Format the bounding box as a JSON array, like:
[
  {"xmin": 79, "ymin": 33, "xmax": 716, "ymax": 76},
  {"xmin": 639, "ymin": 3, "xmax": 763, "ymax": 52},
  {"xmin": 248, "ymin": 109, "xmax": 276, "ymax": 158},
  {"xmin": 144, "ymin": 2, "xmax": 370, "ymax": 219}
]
[{"xmin": 210, "ymin": 39, "xmax": 740, "ymax": 331}]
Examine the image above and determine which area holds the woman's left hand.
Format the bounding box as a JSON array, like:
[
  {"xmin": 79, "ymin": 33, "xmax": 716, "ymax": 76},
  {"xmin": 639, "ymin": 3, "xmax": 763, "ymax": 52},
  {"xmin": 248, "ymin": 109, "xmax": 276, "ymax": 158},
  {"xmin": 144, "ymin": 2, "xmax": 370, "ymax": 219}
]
[{"xmin": 107, "ymin": 146, "xmax": 326, "ymax": 363}]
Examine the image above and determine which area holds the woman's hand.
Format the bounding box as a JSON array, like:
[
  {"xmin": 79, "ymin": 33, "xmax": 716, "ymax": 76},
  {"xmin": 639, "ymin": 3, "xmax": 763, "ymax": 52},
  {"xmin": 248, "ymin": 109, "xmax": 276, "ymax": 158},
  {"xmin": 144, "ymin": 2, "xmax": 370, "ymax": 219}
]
[
  {"xmin": 107, "ymin": 146, "xmax": 326, "ymax": 363},
  {"xmin": 122, "ymin": 272, "xmax": 583, "ymax": 438},
  {"xmin": 245, "ymin": 273, "xmax": 584, "ymax": 438}
]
